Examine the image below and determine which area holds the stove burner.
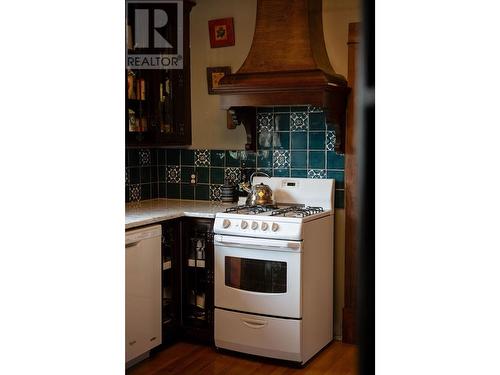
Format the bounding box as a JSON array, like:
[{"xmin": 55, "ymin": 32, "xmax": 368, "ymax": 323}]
[
  {"xmin": 269, "ymin": 206, "xmax": 324, "ymax": 217},
  {"xmin": 224, "ymin": 204, "xmax": 278, "ymax": 214}
]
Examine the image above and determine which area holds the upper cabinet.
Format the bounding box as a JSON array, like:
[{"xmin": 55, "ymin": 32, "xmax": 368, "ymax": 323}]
[{"xmin": 126, "ymin": 1, "xmax": 195, "ymax": 147}]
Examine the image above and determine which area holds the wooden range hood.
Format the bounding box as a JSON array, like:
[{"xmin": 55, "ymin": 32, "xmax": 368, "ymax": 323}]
[{"xmin": 213, "ymin": 0, "xmax": 350, "ymax": 152}]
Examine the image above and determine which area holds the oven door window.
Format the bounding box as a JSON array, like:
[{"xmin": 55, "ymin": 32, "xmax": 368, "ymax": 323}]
[{"xmin": 225, "ymin": 256, "xmax": 287, "ymax": 293}]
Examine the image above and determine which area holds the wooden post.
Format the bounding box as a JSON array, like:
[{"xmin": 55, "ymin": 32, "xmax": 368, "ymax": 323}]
[{"xmin": 343, "ymin": 22, "xmax": 361, "ymax": 344}]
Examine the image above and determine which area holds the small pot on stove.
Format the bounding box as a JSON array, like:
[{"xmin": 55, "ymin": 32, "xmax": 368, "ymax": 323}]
[{"xmin": 221, "ymin": 181, "xmax": 237, "ymax": 203}]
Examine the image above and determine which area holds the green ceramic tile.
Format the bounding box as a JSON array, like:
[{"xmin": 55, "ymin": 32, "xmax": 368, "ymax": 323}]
[
  {"xmin": 309, "ymin": 112, "xmax": 325, "ymax": 130},
  {"xmin": 273, "ymin": 106, "xmax": 291, "ymax": 113},
  {"xmin": 291, "ymin": 151, "xmax": 307, "ymax": 169},
  {"xmin": 157, "ymin": 149, "xmax": 167, "ymax": 165},
  {"xmin": 129, "ymin": 167, "xmax": 140, "ymax": 184},
  {"xmin": 210, "ymin": 167, "xmax": 224, "ymax": 184},
  {"xmin": 167, "ymin": 183, "xmax": 180, "ymax": 199},
  {"xmin": 335, "ymin": 190, "xmax": 344, "ymax": 209},
  {"xmin": 195, "ymin": 184, "xmax": 209, "ymax": 200},
  {"xmin": 125, "ymin": 186, "xmax": 129, "ymax": 202},
  {"xmin": 210, "ymin": 150, "xmax": 225, "ymax": 167},
  {"xmin": 257, "ymin": 107, "xmax": 273, "ymax": 113},
  {"xmin": 158, "ymin": 165, "xmax": 166, "ymax": 182},
  {"xmin": 308, "ymin": 151, "xmax": 325, "ymax": 169},
  {"xmin": 180, "ymin": 183, "xmax": 194, "ymax": 200},
  {"xmin": 128, "ymin": 149, "xmax": 140, "ymax": 167},
  {"xmin": 291, "ymin": 169, "xmax": 307, "ymax": 178},
  {"xmin": 273, "ymin": 132, "xmax": 290, "ymax": 150},
  {"xmin": 150, "ymin": 166, "xmax": 158, "ymax": 182},
  {"xmin": 241, "ymin": 151, "xmax": 257, "ymax": 168},
  {"xmin": 167, "ymin": 149, "xmax": 180, "ymax": 165},
  {"xmin": 159, "ymin": 183, "xmax": 167, "ymax": 198},
  {"xmin": 140, "ymin": 166, "xmax": 150, "ymax": 183},
  {"xmin": 256, "ymin": 168, "xmax": 272, "ymax": 176},
  {"xmin": 140, "ymin": 183, "xmax": 151, "ymax": 200},
  {"xmin": 327, "ymin": 151, "xmax": 345, "ymax": 169},
  {"xmin": 291, "ymin": 106, "xmax": 309, "ymax": 112},
  {"xmin": 273, "ymin": 168, "xmax": 290, "ymax": 177},
  {"xmin": 151, "ymin": 183, "xmax": 158, "ymax": 199},
  {"xmin": 257, "ymin": 150, "xmax": 273, "ymax": 168},
  {"xmin": 180, "ymin": 149, "xmax": 194, "ymax": 166},
  {"xmin": 291, "ymin": 132, "xmax": 307, "ymax": 149},
  {"xmin": 274, "ymin": 114, "xmax": 290, "ymax": 131},
  {"xmin": 327, "ymin": 170, "xmax": 345, "ymax": 189},
  {"xmin": 181, "ymin": 166, "xmax": 195, "ymax": 183},
  {"xmin": 150, "ymin": 149, "xmax": 157, "ymax": 165},
  {"xmin": 225, "ymin": 150, "xmax": 241, "ymax": 167},
  {"xmin": 196, "ymin": 167, "xmax": 209, "ymax": 184},
  {"xmin": 309, "ymin": 132, "xmax": 326, "ymax": 150}
]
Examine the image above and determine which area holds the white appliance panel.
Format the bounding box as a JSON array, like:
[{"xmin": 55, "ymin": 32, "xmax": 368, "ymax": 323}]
[
  {"xmin": 125, "ymin": 225, "xmax": 162, "ymax": 363},
  {"xmin": 214, "ymin": 236, "xmax": 302, "ymax": 318},
  {"xmin": 252, "ymin": 177, "xmax": 335, "ymax": 210},
  {"xmin": 215, "ymin": 308, "xmax": 302, "ymax": 362}
]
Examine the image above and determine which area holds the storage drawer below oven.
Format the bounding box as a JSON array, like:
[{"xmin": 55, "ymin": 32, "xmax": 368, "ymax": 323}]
[{"xmin": 214, "ymin": 308, "xmax": 302, "ymax": 362}]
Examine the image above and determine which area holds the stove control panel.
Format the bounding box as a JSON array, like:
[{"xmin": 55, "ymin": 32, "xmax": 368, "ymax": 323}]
[{"xmin": 214, "ymin": 216, "xmax": 302, "ymax": 240}]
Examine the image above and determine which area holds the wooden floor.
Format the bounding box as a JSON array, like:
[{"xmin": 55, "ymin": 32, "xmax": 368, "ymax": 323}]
[{"xmin": 126, "ymin": 341, "xmax": 357, "ymax": 375}]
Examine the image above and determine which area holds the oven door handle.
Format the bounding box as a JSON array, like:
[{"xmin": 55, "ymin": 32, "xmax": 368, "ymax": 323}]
[{"xmin": 214, "ymin": 235, "xmax": 302, "ymax": 252}]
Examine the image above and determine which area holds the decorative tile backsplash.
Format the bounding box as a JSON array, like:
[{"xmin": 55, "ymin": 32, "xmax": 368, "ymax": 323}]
[{"xmin": 125, "ymin": 106, "xmax": 345, "ymax": 208}]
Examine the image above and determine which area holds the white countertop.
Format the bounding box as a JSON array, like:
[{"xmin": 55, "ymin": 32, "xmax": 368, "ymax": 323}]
[{"xmin": 125, "ymin": 199, "xmax": 232, "ymax": 230}]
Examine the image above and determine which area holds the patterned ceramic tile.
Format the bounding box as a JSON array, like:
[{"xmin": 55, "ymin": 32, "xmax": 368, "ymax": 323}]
[
  {"xmin": 257, "ymin": 113, "xmax": 274, "ymax": 132},
  {"xmin": 309, "ymin": 106, "xmax": 323, "ymax": 113},
  {"xmin": 129, "ymin": 184, "xmax": 141, "ymax": 201},
  {"xmin": 224, "ymin": 167, "xmax": 241, "ymax": 185},
  {"xmin": 195, "ymin": 149, "xmax": 210, "ymax": 167},
  {"xmin": 326, "ymin": 130, "xmax": 336, "ymax": 151},
  {"xmin": 307, "ymin": 169, "xmax": 327, "ymax": 179},
  {"xmin": 273, "ymin": 150, "xmax": 290, "ymax": 168},
  {"xmin": 139, "ymin": 149, "xmax": 151, "ymax": 165},
  {"xmin": 125, "ymin": 168, "xmax": 129, "ymax": 185},
  {"xmin": 209, "ymin": 184, "xmax": 222, "ymax": 201},
  {"xmin": 166, "ymin": 166, "xmax": 181, "ymax": 183},
  {"xmin": 290, "ymin": 112, "xmax": 308, "ymax": 131}
]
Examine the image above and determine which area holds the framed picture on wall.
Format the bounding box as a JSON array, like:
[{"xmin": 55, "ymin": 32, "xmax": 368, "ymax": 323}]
[
  {"xmin": 206, "ymin": 66, "xmax": 231, "ymax": 94},
  {"xmin": 208, "ymin": 17, "xmax": 235, "ymax": 48}
]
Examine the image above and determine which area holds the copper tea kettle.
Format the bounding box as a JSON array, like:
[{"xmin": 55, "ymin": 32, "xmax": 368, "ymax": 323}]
[{"xmin": 242, "ymin": 172, "xmax": 273, "ymax": 206}]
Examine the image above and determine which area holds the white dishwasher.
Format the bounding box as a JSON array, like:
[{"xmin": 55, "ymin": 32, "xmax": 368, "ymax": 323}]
[{"xmin": 125, "ymin": 225, "xmax": 162, "ymax": 366}]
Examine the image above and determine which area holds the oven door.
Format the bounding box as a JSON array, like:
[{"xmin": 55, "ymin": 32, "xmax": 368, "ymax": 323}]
[{"xmin": 214, "ymin": 234, "xmax": 302, "ymax": 319}]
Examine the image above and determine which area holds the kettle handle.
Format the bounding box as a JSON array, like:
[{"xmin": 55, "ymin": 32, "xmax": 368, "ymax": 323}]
[{"xmin": 249, "ymin": 171, "xmax": 270, "ymax": 185}]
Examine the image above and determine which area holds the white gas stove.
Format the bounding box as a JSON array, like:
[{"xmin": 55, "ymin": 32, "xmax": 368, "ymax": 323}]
[{"xmin": 213, "ymin": 177, "xmax": 336, "ymax": 365}]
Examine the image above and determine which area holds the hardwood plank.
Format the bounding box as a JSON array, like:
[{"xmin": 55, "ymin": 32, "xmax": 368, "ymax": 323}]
[{"xmin": 127, "ymin": 341, "xmax": 357, "ymax": 375}]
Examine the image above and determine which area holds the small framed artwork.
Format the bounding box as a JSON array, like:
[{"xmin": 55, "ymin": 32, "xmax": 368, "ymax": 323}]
[
  {"xmin": 207, "ymin": 66, "xmax": 231, "ymax": 94},
  {"xmin": 208, "ymin": 17, "xmax": 235, "ymax": 48}
]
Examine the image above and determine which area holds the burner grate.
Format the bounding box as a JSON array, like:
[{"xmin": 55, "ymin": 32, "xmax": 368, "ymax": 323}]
[
  {"xmin": 269, "ymin": 206, "xmax": 324, "ymax": 217},
  {"xmin": 224, "ymin": 204, "xmax": 278, "ymax": 214}
]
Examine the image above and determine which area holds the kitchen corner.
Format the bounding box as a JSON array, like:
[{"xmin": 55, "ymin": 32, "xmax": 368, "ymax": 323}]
[{"xmin": 125, "ymin": 198, "xmax": 231, "ymax": 230}]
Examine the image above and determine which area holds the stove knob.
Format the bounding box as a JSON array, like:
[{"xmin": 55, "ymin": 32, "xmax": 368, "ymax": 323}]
[
  {"xmin": 272, "ymin": 223, "xmax": 279, "ymax": 232},
  {"xmin": 261, "ymin": 222, "xmax": 269, "ymax": 231},
  {"xmin": 222, "ymin": 219, "xmax": 231, "ymax": 229},
  {"xmin": 241, "ymin": 220, "xmax": 248, "ymax": 229},
  {"xmin": 251, "ymin": 221, "xmax": 259, "ymax": 230}
]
